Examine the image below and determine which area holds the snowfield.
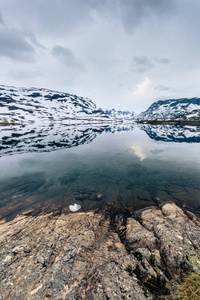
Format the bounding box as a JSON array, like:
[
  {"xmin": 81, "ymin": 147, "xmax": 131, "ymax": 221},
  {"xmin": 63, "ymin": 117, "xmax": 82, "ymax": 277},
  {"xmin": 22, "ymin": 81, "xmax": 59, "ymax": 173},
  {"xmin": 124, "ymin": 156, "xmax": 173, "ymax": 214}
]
[
  {"xmin": 0, "ymin": 84, "xmax": 109, "ymax": 125},
  {"xmin": 137, "ymin": 98, "xmax": 200, "ymax": 121}
]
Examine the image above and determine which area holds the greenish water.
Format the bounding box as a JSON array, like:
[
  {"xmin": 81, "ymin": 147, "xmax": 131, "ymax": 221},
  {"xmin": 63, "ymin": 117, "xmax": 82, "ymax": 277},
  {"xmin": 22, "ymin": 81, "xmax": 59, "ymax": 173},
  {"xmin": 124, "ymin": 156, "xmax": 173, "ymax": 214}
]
[{"xmin": 0, "ymin": 124, "xmax": 200, "ymax": 221}]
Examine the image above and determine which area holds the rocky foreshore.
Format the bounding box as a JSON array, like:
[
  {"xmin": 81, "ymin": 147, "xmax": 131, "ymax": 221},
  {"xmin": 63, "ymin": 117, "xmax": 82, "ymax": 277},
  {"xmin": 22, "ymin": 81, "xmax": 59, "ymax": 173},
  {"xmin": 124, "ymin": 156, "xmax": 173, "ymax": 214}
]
[{"xmin": 0, "ymin": 202, "xmax": 200, "ymax": 299}]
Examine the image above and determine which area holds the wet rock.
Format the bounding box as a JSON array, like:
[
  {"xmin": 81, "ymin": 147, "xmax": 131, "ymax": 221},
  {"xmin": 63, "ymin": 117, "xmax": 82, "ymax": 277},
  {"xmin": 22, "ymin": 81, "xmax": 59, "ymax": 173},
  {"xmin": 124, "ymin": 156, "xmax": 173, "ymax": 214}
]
[
  {"xmin": 112, "ymin": 213, "xmax": 127, "ymax": 238},
  {"xmin": 134, "ymin": 188, "xmax": 152, "ymax": 202},
  {"xmin": 59, "ymin": 174, "xmax": 78, "ymax": 185},
  {"xmin": 96, "ymin": 193, "xmax": 103, "ymax": 200},
  {"xmin": 73, "ymin": 188, "xmax": 99, "ymax": 202},
  {"xmin": 126, "ymin": 183, "xmax": 134, "ymax": 190},
  {"xmin": 21, "ymin": 209, "xmax": 35, "ymax": 216}
]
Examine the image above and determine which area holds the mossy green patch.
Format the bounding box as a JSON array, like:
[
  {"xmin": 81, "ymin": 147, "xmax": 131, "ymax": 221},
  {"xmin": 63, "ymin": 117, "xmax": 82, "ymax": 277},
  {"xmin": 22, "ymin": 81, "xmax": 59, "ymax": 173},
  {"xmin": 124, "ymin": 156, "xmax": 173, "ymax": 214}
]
[
  {"xmin": 179, "ymin": 272, "xmax": 200, "ymax": 300},
  {"xmin": 150, "ymin": 253, "xmax": 156, "ymax": 266}
]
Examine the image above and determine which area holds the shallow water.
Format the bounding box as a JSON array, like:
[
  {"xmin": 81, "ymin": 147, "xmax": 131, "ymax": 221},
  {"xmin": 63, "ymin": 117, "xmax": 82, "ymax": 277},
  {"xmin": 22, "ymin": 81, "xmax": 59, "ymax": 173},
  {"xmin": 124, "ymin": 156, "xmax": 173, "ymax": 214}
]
[{"xmin": 0, "ymin": 123, "xmax": 200, "ymax": 221}]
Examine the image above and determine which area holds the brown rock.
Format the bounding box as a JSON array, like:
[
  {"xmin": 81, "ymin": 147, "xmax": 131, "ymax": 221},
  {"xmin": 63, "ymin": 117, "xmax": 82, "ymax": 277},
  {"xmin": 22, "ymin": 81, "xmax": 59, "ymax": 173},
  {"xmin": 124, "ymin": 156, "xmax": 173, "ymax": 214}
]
[
  {"xmin": 1, "ymin": 202, "xmax": 200, "ymax": 299},
  {"xmin": 129, "ymin": 203, "xmax": 200, "ymax": 279},
  {"xmin": 0, "ymin": 212, "xmax": 150, "ymax": 300},
  {"xmin": 126, "ymin": 218, "xmax": 157, "ymax": 250}
]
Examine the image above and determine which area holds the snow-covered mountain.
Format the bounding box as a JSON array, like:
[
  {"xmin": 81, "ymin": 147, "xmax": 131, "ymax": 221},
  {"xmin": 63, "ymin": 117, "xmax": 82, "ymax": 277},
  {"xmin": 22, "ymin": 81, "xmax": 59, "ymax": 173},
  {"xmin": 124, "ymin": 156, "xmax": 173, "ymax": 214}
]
[
  {"xmin": 105, "ymin": 109, "xmax": 135, "ymax": 120},
  {"xmin": 0, "ymin": 84, "xmax": 109, "ymax": 125},
  {"xmin": 139, "ymin": 124, "xmax": 200, "ymax": 143},
  {"xmin": 137, "ymin": 98, "xmax": 200, "ymax": 121}
]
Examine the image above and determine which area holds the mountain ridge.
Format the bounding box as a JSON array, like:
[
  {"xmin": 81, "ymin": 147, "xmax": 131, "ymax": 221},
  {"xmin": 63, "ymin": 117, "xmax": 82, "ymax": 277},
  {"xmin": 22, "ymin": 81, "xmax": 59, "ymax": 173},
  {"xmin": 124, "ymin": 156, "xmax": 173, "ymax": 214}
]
[
  {"xmin": 137, "ymin": 97, "xmax": 200, "ymax": 121},
  {"xmin": 1, "ymin": 84, "xmax": 200, "ymax": 124},
  {"xmin": 105, "ymin": 108, "xmax": 135, "ymax": 120},
  {"xmin": 0, "ymin": 84, "xmax": 109, "ymax": 125}
]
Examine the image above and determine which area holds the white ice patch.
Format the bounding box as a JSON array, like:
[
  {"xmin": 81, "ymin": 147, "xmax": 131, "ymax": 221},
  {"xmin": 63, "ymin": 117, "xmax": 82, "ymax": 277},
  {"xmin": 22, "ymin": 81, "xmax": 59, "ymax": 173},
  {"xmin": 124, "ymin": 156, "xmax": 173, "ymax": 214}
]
[{"xmin": 69, "ymin": 204, "xmax": 81, "ymax": 212}]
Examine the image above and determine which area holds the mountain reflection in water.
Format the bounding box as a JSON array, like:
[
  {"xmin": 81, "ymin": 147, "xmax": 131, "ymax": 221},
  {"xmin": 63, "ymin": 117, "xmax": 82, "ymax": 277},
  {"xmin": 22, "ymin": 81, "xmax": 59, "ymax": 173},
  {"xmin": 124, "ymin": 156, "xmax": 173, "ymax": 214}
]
[
  {"xmin": 139, "ymin": 124, "xmax": 200, "ymax": 143},
  {"xmin": 0, "ymin": 123, "xmax": 200, "ymax": 221},
  {"xmin": 0, "ymin": 123, "xmax": 200, "ymax": 157}
]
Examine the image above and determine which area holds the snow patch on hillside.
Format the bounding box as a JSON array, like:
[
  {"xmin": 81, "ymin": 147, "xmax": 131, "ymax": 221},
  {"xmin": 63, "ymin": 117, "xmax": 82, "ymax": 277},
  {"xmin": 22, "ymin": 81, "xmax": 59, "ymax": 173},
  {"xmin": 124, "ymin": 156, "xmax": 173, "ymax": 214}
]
[
  {"xmin": 137, "ymin": 98, "xmax": 200, "ymax": 121},
  {"xmin": 0, "ymin": 84, "xmax": 109, "ymax": 125}
]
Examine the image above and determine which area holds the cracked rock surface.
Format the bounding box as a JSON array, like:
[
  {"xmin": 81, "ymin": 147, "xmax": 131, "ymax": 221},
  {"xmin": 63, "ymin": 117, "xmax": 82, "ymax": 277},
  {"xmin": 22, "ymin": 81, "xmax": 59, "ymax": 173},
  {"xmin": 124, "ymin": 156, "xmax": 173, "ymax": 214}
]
[{"xmin": 0, "ymin": 202, "xmax": 200, "ymax": 299}]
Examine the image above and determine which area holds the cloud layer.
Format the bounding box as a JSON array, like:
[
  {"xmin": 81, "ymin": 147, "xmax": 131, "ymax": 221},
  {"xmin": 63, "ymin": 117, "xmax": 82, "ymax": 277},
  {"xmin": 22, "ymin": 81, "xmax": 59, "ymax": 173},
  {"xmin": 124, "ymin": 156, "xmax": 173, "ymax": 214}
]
[
  {"xmin": 52, "ymin": 46, "xmax": 85, "ymax": 71},
  {"xmin": 0, "ymin": 28, "xmax": 35, "ymax": 62},
  {"xmin": 0, "ymin": 0, "xmax": 200, "ymax": 112}
]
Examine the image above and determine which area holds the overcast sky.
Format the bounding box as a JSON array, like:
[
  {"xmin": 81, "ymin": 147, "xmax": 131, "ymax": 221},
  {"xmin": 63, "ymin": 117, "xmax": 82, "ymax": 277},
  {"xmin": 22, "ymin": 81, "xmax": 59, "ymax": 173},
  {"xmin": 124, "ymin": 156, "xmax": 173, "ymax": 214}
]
[{"xmin": 0, "ymin": 0, "xmax": 200, "ymax": 113}]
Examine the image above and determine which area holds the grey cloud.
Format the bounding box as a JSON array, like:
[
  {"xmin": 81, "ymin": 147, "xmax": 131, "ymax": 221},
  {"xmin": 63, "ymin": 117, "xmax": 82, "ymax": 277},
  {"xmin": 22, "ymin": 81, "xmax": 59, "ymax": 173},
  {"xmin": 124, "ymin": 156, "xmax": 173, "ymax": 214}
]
[
  {"xmin": 0, "ymin": 28, "xmax": 35, "ymax": 62},
  {"xmin": 10, "ymin": 69, "xmax": 38, "ymax": 80},
  {"xmin": 0, "ymin": 10, "xmax": 4, "ymax": 25},
  {"xmin": 52, "ymin": 45, "xmax": 85, "ymax": 71},
  {"xmin": 24, "ymin": 32, "xmax": 45, "ymax": 49},
  {"xmin": 6, "ymin": 0, "xmax": 98, "ymax": 37},
  {"xmin": 154, "ymin": 85, "xmax": 170, "ymax": 91},
  {"xmin": 131, "ymin": 56, "xmax": 155, "ymax": 73},
  {"xmin": 131, "ymin": 56, "xmax": 170, "ymax": 73},
  {"xmin": 0, "ymin": 0, "xmax": 199, "ymax": 112},
  {"xmin": 154, "ymin": 57, "xmax": 170, "ymax": 64},
  {"xmin": 117, "ymin": 0, "xmax": 174, "ymax": 33},
  {"xmin": 0, "ymin": 0, "xmax": 174, "ymax": 37}
]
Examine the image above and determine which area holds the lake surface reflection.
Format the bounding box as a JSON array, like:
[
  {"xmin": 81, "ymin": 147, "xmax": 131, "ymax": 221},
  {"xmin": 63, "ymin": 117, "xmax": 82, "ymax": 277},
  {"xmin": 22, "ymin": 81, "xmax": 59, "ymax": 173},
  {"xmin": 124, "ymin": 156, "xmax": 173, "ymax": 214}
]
[{"xmin": 0, "ymin": 123, "xmax": 200, "ymax": 221}]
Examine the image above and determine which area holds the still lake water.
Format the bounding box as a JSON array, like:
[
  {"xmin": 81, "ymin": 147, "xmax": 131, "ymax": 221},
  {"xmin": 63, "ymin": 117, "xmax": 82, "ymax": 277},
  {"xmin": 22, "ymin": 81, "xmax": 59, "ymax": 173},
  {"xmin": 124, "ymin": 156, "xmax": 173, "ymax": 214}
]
[{"xmin": 0, "ymin": 123, "xmax": 200, "ymax": 221}]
